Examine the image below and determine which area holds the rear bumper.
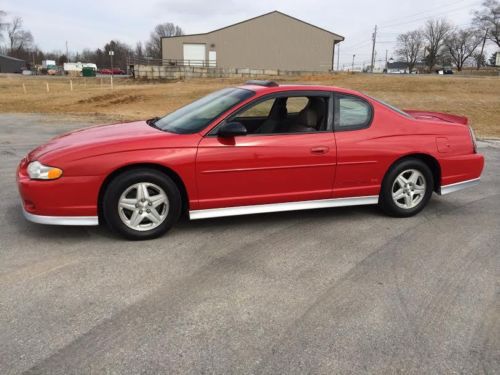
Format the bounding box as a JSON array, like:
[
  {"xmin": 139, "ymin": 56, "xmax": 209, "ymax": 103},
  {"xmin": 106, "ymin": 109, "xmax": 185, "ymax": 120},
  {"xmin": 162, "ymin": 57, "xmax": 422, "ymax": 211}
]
[
  {"xmin": 439, "ymin": 153, "xmax": 484, "ymax": 193},
  {"xmin": 438, "ymin": 177, "xmax": 480, "ymax": 195}
]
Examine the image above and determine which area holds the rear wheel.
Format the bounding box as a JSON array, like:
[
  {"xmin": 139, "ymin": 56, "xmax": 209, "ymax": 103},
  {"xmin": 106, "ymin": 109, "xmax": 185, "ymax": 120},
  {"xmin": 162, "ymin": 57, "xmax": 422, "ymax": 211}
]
[
  {"xmin": 102, "ymin": 169, "xmax": 181, "ymax": 240},
  {"xmin": 379, "ymin": 159, "xmax": 434, "ymax": 217}
]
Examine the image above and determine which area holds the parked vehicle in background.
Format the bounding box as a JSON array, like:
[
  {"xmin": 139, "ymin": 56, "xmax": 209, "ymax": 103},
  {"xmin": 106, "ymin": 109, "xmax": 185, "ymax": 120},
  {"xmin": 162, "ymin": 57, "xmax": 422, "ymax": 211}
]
[
  {"xmin": 437, "ymin": 68, "xmax": 454, "ymax": 75},
  {"xmin": 42, "ymin": 60, "xmax": 56, "ymax": 69},
  {"xmin": 17, "ymin": 80, "xmax": 484, "ymax": 240},
  {"xmin": 98, "ymin": 68, "xmax": 126, "ymax": 75},
  {"xmin": 47, "ymin": 66, "xmax": 62, "ymax": 76},
  {"xmin": 63, "ymin": 62, "xmax": 98, "ymax": 76}
]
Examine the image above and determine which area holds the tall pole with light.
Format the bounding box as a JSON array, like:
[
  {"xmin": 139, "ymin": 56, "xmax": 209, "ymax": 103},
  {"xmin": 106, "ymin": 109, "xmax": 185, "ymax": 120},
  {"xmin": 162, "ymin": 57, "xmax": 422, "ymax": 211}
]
[{"xmin": 109, "ymin": 50, "xmax": 114, "ymax": 89}]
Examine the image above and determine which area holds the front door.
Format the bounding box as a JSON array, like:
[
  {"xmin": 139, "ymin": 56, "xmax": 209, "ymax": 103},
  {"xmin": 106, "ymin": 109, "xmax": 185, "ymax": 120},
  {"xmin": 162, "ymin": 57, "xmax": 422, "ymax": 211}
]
[{"xmin": 195, "ymin": 93, "xmax": 337, "ymax": 209}]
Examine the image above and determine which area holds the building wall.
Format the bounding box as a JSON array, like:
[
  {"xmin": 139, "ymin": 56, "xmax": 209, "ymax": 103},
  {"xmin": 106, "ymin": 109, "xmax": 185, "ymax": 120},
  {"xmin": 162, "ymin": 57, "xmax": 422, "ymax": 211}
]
[
  {"xmin": 0, "ymin": 56, "xmax": 25, "ymax": 73},
  {"xmin": 162, "ymin": 12, "xmax": 342, "ymax": 72},
  {"xmin": 133, "ymin": 64, "xmax": 331, "ymax": 80}
]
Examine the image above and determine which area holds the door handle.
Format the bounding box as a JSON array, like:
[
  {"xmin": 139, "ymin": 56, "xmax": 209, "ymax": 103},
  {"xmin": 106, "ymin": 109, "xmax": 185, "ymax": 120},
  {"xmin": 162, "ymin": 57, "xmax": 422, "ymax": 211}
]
[{"xmin": 311, "ymin": 146, "xmax": 329, "ymax": 154}]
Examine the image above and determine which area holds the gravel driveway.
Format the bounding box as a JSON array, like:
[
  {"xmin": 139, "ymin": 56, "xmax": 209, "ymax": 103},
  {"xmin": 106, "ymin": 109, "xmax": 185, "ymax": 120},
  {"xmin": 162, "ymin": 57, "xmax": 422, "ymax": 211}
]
[{"xmin": 0, "ymin": 114, "xmax": 498, "ymax": 374}]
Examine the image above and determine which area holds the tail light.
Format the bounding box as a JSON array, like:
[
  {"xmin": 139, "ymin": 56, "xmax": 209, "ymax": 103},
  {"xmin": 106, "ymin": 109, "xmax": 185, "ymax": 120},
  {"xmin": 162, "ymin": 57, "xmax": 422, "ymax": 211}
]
[{"xmin": 469, "ymin": 126, "xmax": 477, "ymax": 153}]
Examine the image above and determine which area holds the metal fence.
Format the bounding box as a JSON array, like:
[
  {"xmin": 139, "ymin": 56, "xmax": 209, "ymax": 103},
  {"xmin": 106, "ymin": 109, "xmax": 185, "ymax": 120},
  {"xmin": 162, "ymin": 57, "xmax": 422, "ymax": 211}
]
[{"xmin": 128, "ymin": 57, "xmax": 216, "ymax": 68}]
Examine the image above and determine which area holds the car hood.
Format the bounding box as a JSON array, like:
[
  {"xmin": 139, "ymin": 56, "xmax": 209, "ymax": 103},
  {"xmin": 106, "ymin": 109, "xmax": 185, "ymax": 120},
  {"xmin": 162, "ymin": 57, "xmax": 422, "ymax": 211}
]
[
  {"xmin": 28, "ymin": 120, "xmax": 183, "ymax": 162},
  {"xmin": 404, "ymin": 110, "xmax": 468, "ymax": 125}
]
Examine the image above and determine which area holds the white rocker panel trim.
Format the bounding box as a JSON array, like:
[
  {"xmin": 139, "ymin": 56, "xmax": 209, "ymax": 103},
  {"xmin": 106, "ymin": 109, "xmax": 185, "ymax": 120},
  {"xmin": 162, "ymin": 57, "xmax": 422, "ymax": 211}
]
[
  {"xmin": 439, "ymin": 178, "xmax": 480, "ymax": 195},
  {"xmin": 189, "ymin": 196, "xmax": 379, "ymax": 220}
]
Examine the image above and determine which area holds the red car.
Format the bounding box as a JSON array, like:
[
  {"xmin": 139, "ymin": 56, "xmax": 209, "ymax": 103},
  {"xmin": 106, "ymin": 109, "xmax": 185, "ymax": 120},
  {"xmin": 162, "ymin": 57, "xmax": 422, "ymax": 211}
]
[
  {"xmin": 17, "ymin": 80, "xmax": 484, "ymax": 240},
  {"xmin": 99, "ymin": 68, "xmax": 126, "ymax": 75}
]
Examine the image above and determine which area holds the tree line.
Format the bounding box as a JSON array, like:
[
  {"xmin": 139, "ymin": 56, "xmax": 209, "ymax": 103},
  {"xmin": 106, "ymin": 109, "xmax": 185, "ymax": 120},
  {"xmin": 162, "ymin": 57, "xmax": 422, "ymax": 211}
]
[
  {"xmin": 0, "ymin": 10, "xmax": 183, "ymax": 69},
  {"xmin": 395, "ymin": 0, "xmax": 500, "ymax": 72}
]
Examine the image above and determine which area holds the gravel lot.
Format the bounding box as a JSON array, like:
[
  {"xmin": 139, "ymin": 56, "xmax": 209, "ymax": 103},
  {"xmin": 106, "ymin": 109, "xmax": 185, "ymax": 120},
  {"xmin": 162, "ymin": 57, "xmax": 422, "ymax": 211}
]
[{"xmin": 0, "ymin": 114, "xmax": 498, "ymax": 374}]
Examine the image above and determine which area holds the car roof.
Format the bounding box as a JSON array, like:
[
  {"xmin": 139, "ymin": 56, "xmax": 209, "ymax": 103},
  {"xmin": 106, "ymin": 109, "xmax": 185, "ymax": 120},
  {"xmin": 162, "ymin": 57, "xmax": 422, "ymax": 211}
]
[{"xmin": 237, "ymin": 82, "xmax": 364, "ymax": 97}]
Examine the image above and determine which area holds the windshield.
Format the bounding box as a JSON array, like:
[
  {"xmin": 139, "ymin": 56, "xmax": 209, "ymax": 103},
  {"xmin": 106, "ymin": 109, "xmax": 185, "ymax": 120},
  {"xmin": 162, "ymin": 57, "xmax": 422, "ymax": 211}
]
[
  {"xmin": 367, "ymin": 95, "xmax": 412, "ymax": 118},
  {"xmin": 154, "ymin": 88, "xmax": 255, "ymax": 134}
]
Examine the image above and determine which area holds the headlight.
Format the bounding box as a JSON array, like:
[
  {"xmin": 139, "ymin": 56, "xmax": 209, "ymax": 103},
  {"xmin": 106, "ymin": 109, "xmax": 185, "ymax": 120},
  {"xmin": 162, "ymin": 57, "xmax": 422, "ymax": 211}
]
[{"xmin": 27, "ymin": 161, "xmax": 63, "ymax": 180}]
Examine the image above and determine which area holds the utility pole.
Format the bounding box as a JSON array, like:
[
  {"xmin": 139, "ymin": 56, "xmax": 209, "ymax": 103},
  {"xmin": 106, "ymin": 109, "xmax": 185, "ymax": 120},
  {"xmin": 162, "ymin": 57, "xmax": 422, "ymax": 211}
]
[
  {"xmin": 337, "ymin": 43, "xmax": 340, "ymax": 71},
  {"xmin": 66, "ymin": 41, "xmax": 69, "ymax": 62},
  {"xmin": 370, "ymin": 25, "xmax": 377, "ymax": 73},
  {"xmin": 109, "ymin": 50, "xmax": 115, "ymax": 89},
  {"xmin": 477, "ymin": 28, "xmax": 488, "ymax": 70},
  {"xmin": 351, "ymin": 54, "xmax": 356, "ymax": 72}
]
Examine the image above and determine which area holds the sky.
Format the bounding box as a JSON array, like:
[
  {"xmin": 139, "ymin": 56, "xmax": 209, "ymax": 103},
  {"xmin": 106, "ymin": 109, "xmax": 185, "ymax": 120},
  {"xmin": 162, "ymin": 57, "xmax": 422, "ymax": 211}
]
[{"xmin": 0, "ymin": 0, "xmax": 490, "ymax": 67}]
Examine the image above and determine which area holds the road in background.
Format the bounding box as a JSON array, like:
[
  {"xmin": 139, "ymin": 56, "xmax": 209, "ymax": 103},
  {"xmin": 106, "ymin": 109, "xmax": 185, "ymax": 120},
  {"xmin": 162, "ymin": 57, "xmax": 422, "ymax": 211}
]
[{"xmin": 0, "ymin": 114, "xmax": 498, "ymax": 374}]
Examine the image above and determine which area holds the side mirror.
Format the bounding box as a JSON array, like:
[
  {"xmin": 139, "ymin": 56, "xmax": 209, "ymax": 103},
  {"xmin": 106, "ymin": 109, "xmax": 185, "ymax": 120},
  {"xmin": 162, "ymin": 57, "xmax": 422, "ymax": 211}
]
[{"xmin": 217, "ymin": 122, "xmax": 247, "ymax": 137}]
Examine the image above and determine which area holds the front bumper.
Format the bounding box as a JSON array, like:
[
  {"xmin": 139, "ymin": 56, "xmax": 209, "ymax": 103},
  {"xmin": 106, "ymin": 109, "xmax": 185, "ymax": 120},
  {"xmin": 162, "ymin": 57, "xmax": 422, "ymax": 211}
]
[
  {"xmin": 23, "ymin": 208, "xmax": 98, "ymax": 226},
  {"xmin": 17, "ymin": 158, "xmax": 103, "ymax": 223}
]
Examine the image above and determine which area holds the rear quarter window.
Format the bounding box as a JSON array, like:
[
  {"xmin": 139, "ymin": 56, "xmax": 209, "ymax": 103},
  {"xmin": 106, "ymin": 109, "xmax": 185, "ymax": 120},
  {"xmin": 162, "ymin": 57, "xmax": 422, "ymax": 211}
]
[{"xmin": 335, "ymin": 94, "xmax": 373, "ymax": 131}]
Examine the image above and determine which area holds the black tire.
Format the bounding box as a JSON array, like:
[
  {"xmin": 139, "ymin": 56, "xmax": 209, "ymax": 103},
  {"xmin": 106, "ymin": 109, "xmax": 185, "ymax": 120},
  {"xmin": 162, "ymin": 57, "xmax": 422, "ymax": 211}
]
[
  {"xmin": 102, "ymin": 169, "xmax": 182, "ymax": 240},
  {"xmin": 379, "ymin": 158, "xmax": 434, "ymax": 217}
]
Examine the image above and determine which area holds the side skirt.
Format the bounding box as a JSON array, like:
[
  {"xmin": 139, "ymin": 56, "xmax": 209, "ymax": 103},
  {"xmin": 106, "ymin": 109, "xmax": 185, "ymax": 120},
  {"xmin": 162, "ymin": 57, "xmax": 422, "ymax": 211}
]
[{"xmin": 189, "ymin": 196, "xmax": 379, "ymax": 220}]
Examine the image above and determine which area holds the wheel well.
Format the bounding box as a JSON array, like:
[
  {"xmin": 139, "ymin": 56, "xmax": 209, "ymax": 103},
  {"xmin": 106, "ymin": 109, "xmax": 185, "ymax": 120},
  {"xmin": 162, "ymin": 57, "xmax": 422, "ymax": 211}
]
[
  {"xmin": 98, "ymin": 164, "xmax": 189, "ymax": 221},
  {"xmin": 387, "ymin": 154, "xmax": 441, "ymax": 192}
]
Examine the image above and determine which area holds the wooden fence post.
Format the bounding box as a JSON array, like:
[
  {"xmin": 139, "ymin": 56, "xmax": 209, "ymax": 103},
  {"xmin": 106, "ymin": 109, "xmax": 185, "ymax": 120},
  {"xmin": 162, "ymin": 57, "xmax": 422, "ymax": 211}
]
[
  {"xmin": 46, "ymin": 82, "xmax": 50, "ymax": 93},
  {"xmin": 70, "ymin": 79, "xmax": 73, "ymax": 91},
  {"xmin": 22, "ymin": 83, "xmax": 27, "ymax": 94}
]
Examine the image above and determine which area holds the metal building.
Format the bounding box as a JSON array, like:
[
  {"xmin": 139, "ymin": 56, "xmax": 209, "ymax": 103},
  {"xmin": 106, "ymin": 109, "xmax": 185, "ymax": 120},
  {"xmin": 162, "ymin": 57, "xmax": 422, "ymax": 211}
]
[
  {"xmin": 0, "ymin": 54, "xmax": 26, "ymax": 73},
  {"xmin": 161, "ymin": 11, "xmax": 344, "ymax": 72}
]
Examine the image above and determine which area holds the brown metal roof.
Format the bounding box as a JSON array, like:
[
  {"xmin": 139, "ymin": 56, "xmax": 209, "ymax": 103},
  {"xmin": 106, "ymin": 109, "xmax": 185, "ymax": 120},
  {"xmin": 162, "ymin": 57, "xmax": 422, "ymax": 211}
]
[{"xmin": 162, "ymin": 10, "xmax": 345, "ymax": 41}]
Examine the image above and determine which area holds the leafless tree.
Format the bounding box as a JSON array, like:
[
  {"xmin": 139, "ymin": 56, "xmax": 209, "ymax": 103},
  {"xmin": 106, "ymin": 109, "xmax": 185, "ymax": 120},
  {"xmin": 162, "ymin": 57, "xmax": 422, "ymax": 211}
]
[
  {"xmin": 423, "ymin": 18, "xmax": 452, "ymax": 72},
  {"xmin": 396, "ymin": 30, "xmax": 424, "ymax": 73},
  {"xmin": 7, "ymin": 16, "xmax": 34, "ymax": 54},
  {"xmin": 444, "ymin": 28, "xmax": 484, "ymax": 71},
  {"xmin": 135, "ymin": 41, "xmax": 144, "ymax": 58},
  {"xmin": 472, "ymin": 51, "xmax": 487, "ymax": 69},
  {"xmin": 145, "ymin": 23, "xmax": 184, "ymax": 59},
  {"xmin": 473, "ymin": 0, "xmax": 500, "ymax": 48},
  {"xmin": 0, "ymin": 10, "xmax": 7, "ymax": 43}
]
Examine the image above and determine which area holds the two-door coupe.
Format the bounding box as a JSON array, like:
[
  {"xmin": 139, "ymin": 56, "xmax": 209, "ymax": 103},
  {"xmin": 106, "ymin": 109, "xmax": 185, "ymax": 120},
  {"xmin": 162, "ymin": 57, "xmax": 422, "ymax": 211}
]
[{"xmin": 18, "ymin": 80, "xmax": 484, "ymax": 240}]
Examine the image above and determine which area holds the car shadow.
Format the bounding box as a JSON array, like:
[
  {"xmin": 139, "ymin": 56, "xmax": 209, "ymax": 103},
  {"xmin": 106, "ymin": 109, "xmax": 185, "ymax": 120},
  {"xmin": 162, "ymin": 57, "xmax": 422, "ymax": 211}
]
[{"xmin": 9, "ymin": 198, "xmax": 449, "ymax": 241}]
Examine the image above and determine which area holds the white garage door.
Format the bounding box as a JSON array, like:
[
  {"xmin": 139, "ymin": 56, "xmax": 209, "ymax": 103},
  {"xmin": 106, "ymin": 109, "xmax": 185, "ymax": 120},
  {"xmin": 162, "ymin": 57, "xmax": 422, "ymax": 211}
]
[{"xmin": 183, "ymin": 44, "xmax": 206, "ymax": 66}]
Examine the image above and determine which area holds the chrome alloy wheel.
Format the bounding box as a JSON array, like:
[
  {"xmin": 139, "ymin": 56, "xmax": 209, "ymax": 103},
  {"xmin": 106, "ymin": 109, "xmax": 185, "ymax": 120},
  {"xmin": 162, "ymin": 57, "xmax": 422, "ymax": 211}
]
[
  {"xmin": 391, "ymin": 169, "xmax": 427, "ymax": 209},
  {"xmin": 118, "ymin": 182, "xmax": 169, "ymax": 231}
]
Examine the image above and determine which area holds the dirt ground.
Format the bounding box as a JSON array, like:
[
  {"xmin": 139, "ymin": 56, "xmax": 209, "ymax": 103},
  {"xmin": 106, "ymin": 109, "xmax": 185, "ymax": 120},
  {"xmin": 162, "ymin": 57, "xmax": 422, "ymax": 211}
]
[{"xmin": 0, "ymin": 73, "xmax": 499, "ymax": 137}]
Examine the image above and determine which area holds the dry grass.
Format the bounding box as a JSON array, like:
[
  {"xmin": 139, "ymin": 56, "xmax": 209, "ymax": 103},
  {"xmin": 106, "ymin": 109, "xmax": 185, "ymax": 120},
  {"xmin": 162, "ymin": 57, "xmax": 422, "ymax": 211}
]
[{"xmin": 0, "ymin": 73, "xmax": 499, "ymax": 137}]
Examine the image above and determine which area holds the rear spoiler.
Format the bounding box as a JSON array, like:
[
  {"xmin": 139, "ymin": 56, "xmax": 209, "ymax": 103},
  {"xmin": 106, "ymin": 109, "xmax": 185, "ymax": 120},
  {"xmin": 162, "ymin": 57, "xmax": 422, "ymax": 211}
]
[{"xmin": 404, "ymin": 110, "xmax": 468, "ymax": 125}]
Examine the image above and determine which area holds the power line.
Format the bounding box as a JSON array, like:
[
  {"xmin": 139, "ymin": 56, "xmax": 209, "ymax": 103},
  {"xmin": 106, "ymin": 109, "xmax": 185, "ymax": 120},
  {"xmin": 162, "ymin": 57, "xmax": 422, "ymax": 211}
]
[
  {"xmin": 380, "ymin": 1, "xmax": 482, "ymax": 28},
  {"xmin": 341, "ymin": 0, "xmax": 477, "ymax": 42},
  {"xmin": 377, "ymin": 0, "xmax": 473, "ymax": 26},
  {"xmin": 342, "ymin": 0, "xmax": 480, "ymax": 51}
]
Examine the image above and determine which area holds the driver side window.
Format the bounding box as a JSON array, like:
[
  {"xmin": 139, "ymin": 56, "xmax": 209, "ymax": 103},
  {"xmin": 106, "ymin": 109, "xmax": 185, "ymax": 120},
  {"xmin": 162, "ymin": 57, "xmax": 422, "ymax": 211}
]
[
  {"xmin": 230, "ymin": 95, "xmax": 329, "ymax": 135},
  {"xmin": 237, "ymin": 99, "xmax": 275, "ymax": 118}
]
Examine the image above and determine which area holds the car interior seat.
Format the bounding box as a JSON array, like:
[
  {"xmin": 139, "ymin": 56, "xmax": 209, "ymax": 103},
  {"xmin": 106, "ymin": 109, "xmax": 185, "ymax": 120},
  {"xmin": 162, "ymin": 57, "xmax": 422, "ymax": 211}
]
[
  {"xmin": 288, "ymin": 97, "xmax": 326, "ymax": 133},
  {"xmin": 255, "ymin": 99, "xmax": 288, "ymax": 134}
]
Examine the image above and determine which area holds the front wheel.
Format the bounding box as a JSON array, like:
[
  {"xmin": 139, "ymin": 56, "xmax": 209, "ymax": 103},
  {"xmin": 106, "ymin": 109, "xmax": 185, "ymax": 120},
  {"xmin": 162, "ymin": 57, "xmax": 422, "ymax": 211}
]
[
  {"xmin": 379, "ymin": 159, "xmax": 434, "ymax": 217},
  {"xmin": 102, "ymin": 169, "xmax": 181, "ymax": 240}
]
